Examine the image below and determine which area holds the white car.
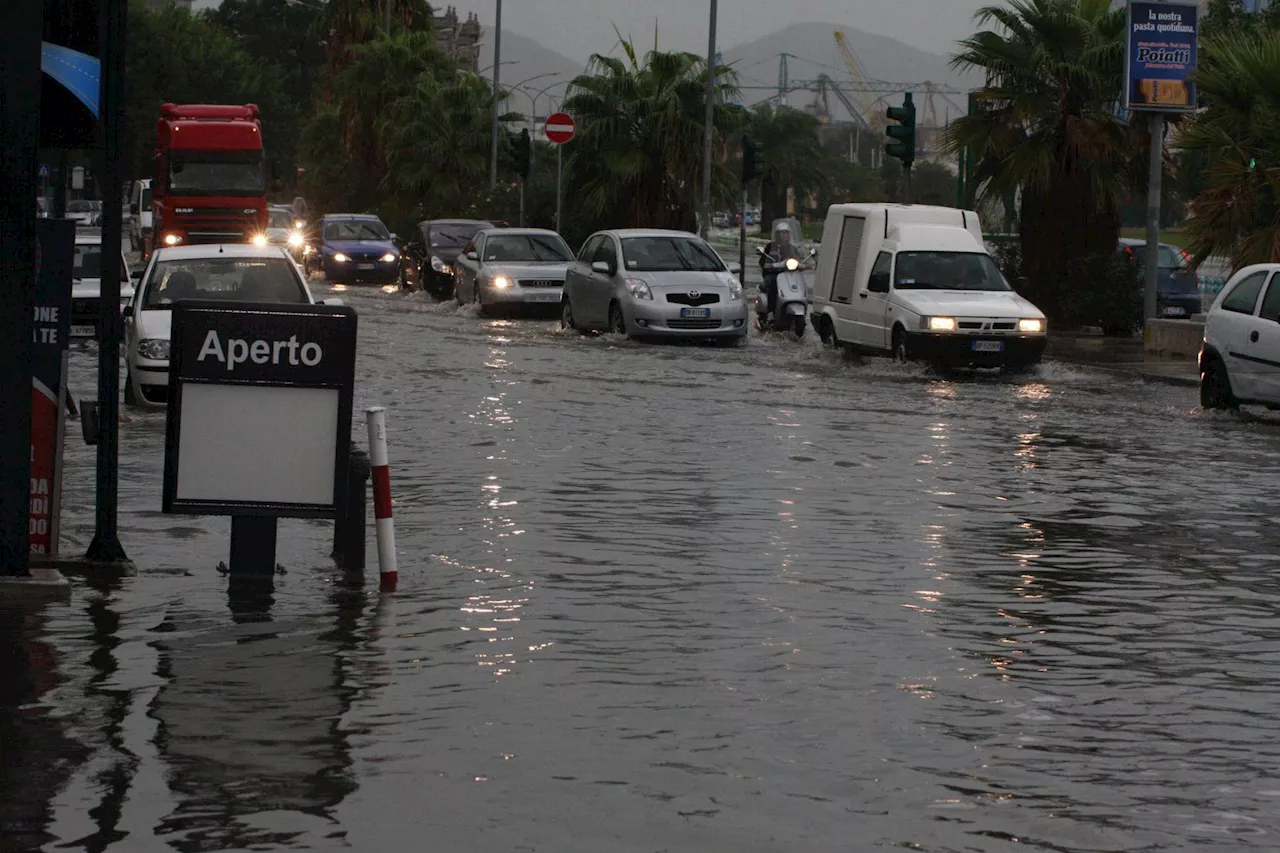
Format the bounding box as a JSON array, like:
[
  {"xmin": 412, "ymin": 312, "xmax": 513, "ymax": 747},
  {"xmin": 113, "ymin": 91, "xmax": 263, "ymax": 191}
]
[
  {"xmin": 452, "ymin": 228, "xmax": 575, "ymax": 314},
  {"xmin": 124, "ymin": 244, "xmax": 326, "ymax": 407},
  {"xmin": 1200, "ymin": 263, "xmax": 1280, "ymax": 410},
  {"xmin": 71, "ymin": 231, "xmax": 136, "ymax": 340},
  {"xmin": 66, "ymin": 199, "xmax": 102, "ymax": 228},
  {"xmin": 561, "ymin": 229, "xmax": 749, "ymax": 343}
]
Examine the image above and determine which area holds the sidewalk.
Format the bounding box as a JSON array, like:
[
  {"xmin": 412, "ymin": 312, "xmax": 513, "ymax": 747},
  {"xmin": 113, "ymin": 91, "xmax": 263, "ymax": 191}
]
[{"xmin": 1045, "ymin": 332, "xmax": 1199, "ymax": 387}]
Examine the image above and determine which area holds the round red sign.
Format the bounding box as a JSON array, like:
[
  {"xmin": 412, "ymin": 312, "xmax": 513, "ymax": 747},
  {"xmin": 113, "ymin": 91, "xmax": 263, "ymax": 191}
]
[{"xmin": 544, "ymin": 112, "xmax": 576, "ymax": 145}]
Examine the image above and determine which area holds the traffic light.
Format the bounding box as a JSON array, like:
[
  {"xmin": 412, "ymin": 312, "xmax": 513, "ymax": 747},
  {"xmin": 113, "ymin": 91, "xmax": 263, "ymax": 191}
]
[
  {"xmin": 741, "ymin": 136, "xmax": 765, "ymax": 183},
  {"xmin": 885, "ymin": 92, "xmax": 916, "ymax": 170},
  {"xmin": 513, "ymin": 128, "xmax": 531, "ymax": 179}
]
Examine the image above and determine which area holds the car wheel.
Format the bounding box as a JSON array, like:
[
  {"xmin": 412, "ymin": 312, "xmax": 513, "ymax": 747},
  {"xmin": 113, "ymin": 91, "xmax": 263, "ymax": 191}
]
[
  {"xmin": 892, "ymin": 327, "xmax": 911, "ymax": 363},
  {"xmin": 561, "ymin": 297, "xmax": 579, "ymax": 331},
  {"xmin": 608, "ymin": 302, "xmax": 628, "ymax": 337},
  {"xmin": 817, "ymin": 315, "xmax": 835, "ymax": 346},
  {"xmin": 476, "ymin": 286, "xmax": 492, "ymax": 317},
  {"xmin": 1200, "ymin": 357, "xmax": 1238, "ymax": 410},
  {"xmin": 124, "ymin": 366, "xmax": 138, "ymax": 407}
]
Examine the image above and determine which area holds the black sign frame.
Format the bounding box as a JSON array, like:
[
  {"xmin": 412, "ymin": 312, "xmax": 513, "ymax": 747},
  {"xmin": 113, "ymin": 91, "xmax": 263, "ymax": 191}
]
[{"xmin": 162, "ymin": 300, "xmax": 357, "ymax": 518}]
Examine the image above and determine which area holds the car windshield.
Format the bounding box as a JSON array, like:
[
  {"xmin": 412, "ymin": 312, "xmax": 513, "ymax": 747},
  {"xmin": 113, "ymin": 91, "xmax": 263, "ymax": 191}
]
[
  {"xmin": 141, "ymin": 257, "xmax": 308, "ymax": 309},
  {"xmin": 73, "ymin": 245, "xmax": 102, "ymax": 279},
  {"xmin": 894, "ymin": 252, "xmax": 1011, "ymax": 292},
  {"xmin": 168, "ymin": 149, "xmax": 264, "ymax": 196},
  {"xmin": 1122, "ymin": 242, "xmax": 1187, "ymax": 269},
  {"xmin": 325, "ymin": 220, "xmax": 389, "ymax": 241},
  {"xmin": 431, "ymin": 224, "xmax": 484, "ymax": 248},
  {"xmin": 483, "ymin": 234, "xmax": 573, "ymax": 263},
  {"xmin": 268, "ymin": 209, "xmax": 293, "ymax": 229},
  {"xmin": 620, "ymin": 236, "xmax": 725, "ymax": 272}
]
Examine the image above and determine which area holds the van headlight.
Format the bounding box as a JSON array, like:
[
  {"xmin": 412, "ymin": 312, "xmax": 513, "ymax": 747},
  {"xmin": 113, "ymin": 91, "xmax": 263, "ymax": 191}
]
[
  {"xmin": 1019, "ymin": 318, "xmax": 1044, "ymax": 333},
  {"xmin": 926, "ymin": 316, "xmax": 957, "ymax": 332},
  {"xmin": 137, "ymin": 339, "xmax": 170, "ymax": 361}
]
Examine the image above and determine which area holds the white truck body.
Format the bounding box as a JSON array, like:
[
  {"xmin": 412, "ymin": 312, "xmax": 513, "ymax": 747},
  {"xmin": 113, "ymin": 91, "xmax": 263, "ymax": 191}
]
[
  {"xmin": 810, "ymin": 203, "xmax": 1047, "ymax": 368},
  {"xmin": 129, "ymin": 178, "xmax": 153, "ymax": 253}
]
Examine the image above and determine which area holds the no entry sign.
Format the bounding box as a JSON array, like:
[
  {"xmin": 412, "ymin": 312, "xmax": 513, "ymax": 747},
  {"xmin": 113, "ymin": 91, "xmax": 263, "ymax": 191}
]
[{"xmin": 544, "ymin": 112, "xmax": 576, "ymax": 145}]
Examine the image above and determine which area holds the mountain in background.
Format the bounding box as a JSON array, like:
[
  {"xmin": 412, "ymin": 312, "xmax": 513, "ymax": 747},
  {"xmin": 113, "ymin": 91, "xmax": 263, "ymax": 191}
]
[{"xmin": 477, "ymin": 32, "xmax": 586, "ymax": 120}]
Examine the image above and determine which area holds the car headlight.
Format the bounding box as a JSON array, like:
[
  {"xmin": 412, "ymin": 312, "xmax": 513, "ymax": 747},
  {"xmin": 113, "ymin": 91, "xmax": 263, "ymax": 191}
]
[
  {"xmin": 785, "ymin": 258, "xmax": 800, "ymax": 271},
  {"xmin": 333, "ymin": 252, "xmax": 349, "ymax": 263},
  {"xmin": 1018, "ymin": 318, "xmax": 1044, "ymax": 333},
  {"xmin": 251, "ymin": 234, "xmax": 268, "ymax": 247},
  {"xmin": 137, "ymin": 338, "xmax": 170, "ymax": 360},
  {"xmin": 288, "ymin": 231, "xmax": 304, "ymax": 248},
  {"xmin": 381, "ymin": 252, "xmax": 397, "ymax": 263},
  {"xmin": 728, "ymin": 282, "xmax": 743, "ymax": 300},
  {"xmin": 491, "ymin": 275, "xmax": 511, "ymax": 289},
  {"xmin": 431, "ymin": 255, "xmax": 450, "ymax": 273},
  {"xmin": 927, "ymin": 316, "xmax": 957, "ymax": 332},
  {"xmin": 624, "ymin": 279, "xmax": 652, "ymax": 300},
  {"xmin": 163, "ymin": 233, "xmax": 182, "ymax": 246}
]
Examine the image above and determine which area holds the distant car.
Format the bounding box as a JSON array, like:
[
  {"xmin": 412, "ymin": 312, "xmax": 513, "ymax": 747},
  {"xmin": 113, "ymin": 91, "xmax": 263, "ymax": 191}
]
[
  {"xmin": 66, "ymin": 199, "xmax": 103, "ymax": 227},
  {"xmin": 124, "ymin": 244, "xmax": 325, "ymax": 407},
  {"xmin": 70, "ymin": 231, "xmax": 136, "ymax": 341},
  {"xmin": 561, "ymin": 229, "xmax": 749, "ymax": 343},
  {"xmin": 452, "ymin": 228, "xmax": 575, "ymax": 314},
  {"xmin": 1118, "ymin": 239, "xmax": 1202, "ymax": 319},
  {"xmin": 265, "ymin": 206, "xmax": 305, "ymax": 260},
  {"xmin": 1200, "ymin": 263, "xmax": 1280, "ymax": 411},
  {"xmin": 306, "ymin": 214, "xmax": 400, "ymax": 285},
  {"xmin": 409, "ymin": 219, "xmax": 494, "ymax": 299}
]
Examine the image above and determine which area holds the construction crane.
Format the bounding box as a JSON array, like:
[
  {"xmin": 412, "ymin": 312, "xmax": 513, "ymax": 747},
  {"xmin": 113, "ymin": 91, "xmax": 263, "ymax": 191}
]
[{"xmin": 833, "ymin": 31, "xmax": 884, "ymax": 129}]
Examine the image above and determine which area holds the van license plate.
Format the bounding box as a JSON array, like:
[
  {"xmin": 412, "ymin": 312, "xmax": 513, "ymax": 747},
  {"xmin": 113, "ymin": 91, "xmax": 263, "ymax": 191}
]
[
  {"xmin": 972, "ymin": 340, "xmax": 1004, "ymax": 353},
  {"xmin": 680, "ymin": 307, "xmax": 711, "ymax": 319},
  {"xmin": 70, "ymin": 324, "xmax": 95, "ymax": 338}
]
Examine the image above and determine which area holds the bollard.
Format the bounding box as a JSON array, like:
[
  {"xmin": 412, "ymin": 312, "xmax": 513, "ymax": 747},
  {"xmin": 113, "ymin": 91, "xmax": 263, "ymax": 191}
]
[
  {"xmin": 332, "ymin": 444, "xmax": 370, "ymax": 573},
  {"xmin": 366, "ymin": 407, "xmax": 397, "ymax": 591}
]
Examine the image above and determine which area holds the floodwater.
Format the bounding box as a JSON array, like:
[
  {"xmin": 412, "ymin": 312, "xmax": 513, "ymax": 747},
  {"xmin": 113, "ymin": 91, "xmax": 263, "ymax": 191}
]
[{"xmin": 6, "ymin": 283, "xmax": 1280, "ymax": 852}]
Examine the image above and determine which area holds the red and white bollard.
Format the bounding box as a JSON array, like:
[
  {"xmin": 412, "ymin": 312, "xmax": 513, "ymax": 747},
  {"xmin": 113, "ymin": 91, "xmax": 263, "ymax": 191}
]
[{"xmin": 366, "ymin": 407, "xmax": 397, "ymax": 591}]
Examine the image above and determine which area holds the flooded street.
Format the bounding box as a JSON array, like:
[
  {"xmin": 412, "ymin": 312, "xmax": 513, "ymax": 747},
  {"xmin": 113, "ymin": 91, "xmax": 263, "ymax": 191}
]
[{"xmin": 8, "ymin": 283, "xmax": 1280, "ymax": 852}]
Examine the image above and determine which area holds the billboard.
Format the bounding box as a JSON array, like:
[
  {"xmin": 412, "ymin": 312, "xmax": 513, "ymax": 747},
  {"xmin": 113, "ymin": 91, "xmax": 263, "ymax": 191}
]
[
  {"xmin": 1125, "ymin": 1, "xmax": 1199, "ymax": 113},
  {"xmin": 31, "ymin": 220, "xmax": 74, "ymax": 555},
  {"xmin": 42, "ymin": 0, "xmax": 101, "ymax": 148}
]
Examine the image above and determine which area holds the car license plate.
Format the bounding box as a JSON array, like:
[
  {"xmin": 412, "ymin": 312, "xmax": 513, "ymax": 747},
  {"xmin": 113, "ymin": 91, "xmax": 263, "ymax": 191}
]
[
  {"xmin": 1162, "ymin": 306, "xmax": 1186, "ymax": 317},
  {"xmin": 528, "ymin": 292, "xmax": 559, "ymax": 302},
  {"xmin": 680, "ymin": 307, "xmax": 711, "ymax": 319},
  {"xmin": 358, "ymin": 263, "xmax": 375, "ymax": 270},
  {"xmin": 70, "ymin": 324, "xmax": 95, "ymax": 338},
  {"xmin": 972, "ymin": 340, "xmax": 1004, "ymax": 353}
]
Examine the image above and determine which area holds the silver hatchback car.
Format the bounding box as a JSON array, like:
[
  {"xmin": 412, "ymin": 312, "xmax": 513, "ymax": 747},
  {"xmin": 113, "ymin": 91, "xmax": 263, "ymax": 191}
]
[{"xmin": 561, "ymin": 229, "xmax": 749, "ymax": 342}]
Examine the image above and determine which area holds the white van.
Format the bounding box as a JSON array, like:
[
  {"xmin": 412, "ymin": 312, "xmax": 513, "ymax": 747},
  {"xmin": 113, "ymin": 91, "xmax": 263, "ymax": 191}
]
[
  {"xmin": 129, "ymin": 179, "xmax": 152, "ymax": 254},
  {"xmin": 809, "ymin": 203, "xmax": 1047, "ymax": 369}
]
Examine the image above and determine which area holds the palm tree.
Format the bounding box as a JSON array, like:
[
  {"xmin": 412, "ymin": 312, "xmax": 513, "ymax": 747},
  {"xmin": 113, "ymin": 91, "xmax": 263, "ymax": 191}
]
[
  {"xmin": 944, "ymin": 0, "xmax": 1133, "ymax": 316},
  {"xmin": 562, "ymin": 39, "xmax": 747, "ymax": 231},
  {"xmin": 749, "ymin": 105, "xmax": 830, "ymax": 228},
  {"xmin": 1180, "ymin": 32, "xmax": 1280, "ymax": 267}
]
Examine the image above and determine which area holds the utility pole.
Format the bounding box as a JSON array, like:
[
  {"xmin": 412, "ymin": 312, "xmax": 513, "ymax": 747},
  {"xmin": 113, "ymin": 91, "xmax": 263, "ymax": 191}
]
[
  {"xmin": 0, "ymin": 0, "xmax": 41, "ymax": 577},
  {"xmin": 1143, "ymin": 113, "xmax": 1163, "ymax": 324},
  {"xmin": 489, "ymin": 0, "xmax": 502, "ymax": 190},
  {"xmin": 699, "ymin": 0, "xmax": 717, "ymax": 239}
]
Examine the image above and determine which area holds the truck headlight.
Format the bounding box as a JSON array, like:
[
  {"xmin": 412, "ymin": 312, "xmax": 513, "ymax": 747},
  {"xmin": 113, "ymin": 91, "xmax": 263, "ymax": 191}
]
[
  {"xmin": 927, "ymin": 316, "xmax": 956, "ymax": 332},
  {"xmin": 163, "ymin": 233, "xmax": 182, "ymax": 246},
  {"xmin": 333, "ymin": 252, "xmax": 349, "ymax": 263},
  {"xmin": 1018, "ymin": 318, "xmax": 1044, "ymax": 333},
  {"xmin": 138, "ymin": 339, "xmax": 170, "ymax": 360}
]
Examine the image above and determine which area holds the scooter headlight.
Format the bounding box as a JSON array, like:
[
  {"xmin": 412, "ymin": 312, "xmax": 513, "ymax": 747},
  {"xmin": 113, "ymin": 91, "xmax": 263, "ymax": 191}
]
[{"xmin": 785, "ymin": 258, "xmax": 800, "ymax": 272}]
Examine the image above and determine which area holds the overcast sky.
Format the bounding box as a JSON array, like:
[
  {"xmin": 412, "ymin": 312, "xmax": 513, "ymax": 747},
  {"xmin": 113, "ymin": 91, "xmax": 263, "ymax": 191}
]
[{"xmin": 450, "ymin": 0, "xmax": 993, "ymax": 61}]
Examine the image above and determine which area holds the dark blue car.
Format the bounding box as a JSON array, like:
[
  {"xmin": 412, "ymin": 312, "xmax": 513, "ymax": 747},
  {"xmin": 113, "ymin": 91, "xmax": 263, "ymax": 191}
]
[
  {"xmin": 308, "ymin": 214, "xmax": 400, "ymax": 284},
  {"xmin": 1119, "ymin": 239, "xmax": 1202, "ymax": 319}
]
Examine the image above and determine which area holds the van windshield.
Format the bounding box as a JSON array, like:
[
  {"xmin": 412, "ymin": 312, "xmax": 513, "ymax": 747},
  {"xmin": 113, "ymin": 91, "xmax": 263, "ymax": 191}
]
[{"xmin": 894, "ymin": 252, "xmax": 1011, "ymax": 292}]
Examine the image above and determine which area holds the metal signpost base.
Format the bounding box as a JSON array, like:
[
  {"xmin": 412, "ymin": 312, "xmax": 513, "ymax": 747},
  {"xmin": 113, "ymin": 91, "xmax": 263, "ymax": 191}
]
[
  {"xmin": 738, "ymin": 188, "xmax": 747, "ymax": 285},
  {"xmin": 229, "ymin": 517, "xmax": 278, "ymax": 576}
]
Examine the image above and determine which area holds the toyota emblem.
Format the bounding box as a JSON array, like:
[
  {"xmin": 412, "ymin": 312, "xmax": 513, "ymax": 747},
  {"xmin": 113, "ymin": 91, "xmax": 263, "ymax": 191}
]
[{"xmin": 688, "ymin": 290, "xmax": 701, "ymax": 299}]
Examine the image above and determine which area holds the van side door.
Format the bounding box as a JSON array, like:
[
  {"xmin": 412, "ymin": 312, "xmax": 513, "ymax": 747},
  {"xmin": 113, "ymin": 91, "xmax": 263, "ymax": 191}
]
[{"xmin": 853, "ymin": 251, "xmax": 893, "ymax": 351}]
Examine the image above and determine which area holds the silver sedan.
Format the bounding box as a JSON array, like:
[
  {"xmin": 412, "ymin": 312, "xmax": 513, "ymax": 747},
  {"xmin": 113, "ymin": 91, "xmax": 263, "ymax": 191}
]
[
  {"xmin": 452, "ymin": 228, "xmax": 574, "ymax": 314},
  {"xmin": 561, "ymin": 229, "xmax": 748, "ymax": 343}
]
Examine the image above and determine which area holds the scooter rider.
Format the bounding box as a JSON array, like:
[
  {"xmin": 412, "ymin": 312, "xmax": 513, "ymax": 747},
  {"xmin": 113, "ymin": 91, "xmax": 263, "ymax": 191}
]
[{"xmin": 759, "ymin": 221, "xmax": 803, "ymax": 313}]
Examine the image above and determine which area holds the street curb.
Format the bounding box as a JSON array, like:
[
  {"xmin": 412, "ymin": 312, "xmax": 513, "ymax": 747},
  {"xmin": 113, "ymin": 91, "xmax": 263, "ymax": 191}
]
[
  {"xmin": 1044, "ymin": 357, "xmax": 1199, "ymax": 388},
  {"xmin": 0, "ymin": 568, "xmax": 72, "ymax": 604}
]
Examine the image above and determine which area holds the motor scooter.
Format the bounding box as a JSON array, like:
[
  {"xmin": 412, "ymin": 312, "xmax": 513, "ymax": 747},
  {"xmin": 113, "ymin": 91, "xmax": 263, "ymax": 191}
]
[{"xmin": 756, "ymin": 246, "xmax": 816, "ymax": 338}]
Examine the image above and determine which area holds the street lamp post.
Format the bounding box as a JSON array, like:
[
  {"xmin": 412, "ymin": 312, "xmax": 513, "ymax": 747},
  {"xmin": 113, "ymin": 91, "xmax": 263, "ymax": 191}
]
[
  {"xmin": 515, "ymin": 78, "xmax": 563, "ymax": 178},
  {"xmin": 700, "ymin": 0, "xmax": 718, "ymax": 239},
  {"xmin": 489, "ymin": 0, "xmax": 502, "ymax": 189}
]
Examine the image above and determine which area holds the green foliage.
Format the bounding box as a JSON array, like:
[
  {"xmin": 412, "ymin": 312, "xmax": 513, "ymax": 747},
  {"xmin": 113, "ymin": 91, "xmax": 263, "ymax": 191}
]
[
  {"xmin": 1181, "ymin": 31, "xmax": 1280, "ymax": 266},
  {"xmin": 562, "ymin": 40, "xmax": 747, "ymax": 231},
  {"xmin": 748, "ymin": 105, "xmax": 829, "ymax": 225}
]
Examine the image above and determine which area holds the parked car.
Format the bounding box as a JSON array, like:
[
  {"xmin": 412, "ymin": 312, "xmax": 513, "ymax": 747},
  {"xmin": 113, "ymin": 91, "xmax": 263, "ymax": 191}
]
[
  {"xmin": 124, "ymin": 244, "xmax": 325, "ymax": 407},
  {"xmin": 452, "ymin": 228, "xmax": 575, "ymax": 314},
  {"xmin": 407, "ymin": 219, "xmax": 494, "ymax": 299},
  {"xmin": 561, "ymin": 229, "xmax": 749, "ymax": 343},
  {"xmin": 305, "ymin": 214, "xmax": 400, "ymax": 285},
  {"xmin": 265, "ymin": 206, "xmax": 305, "ymax": 260},
  {"xmin": 71, "ymin": 231, "xmax": 136, "ymax": 341},
  {"xmin": 1200, "ymin": 263, "xmax": 1280, "ymax": 411},
  {"xmin": 67, "ymin": 199, "xmax": 103, "ymax": 227},
  {"xmin": 1118, "ymin": 238, "xmax": 1202, "ymax": 319}
]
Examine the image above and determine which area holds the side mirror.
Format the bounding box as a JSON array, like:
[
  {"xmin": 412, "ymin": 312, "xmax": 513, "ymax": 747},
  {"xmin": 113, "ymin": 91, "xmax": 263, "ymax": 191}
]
[
  {"xmin": 389, "ymin": 232, "xmax": 398, "ymax": 241},
  {"xmin": 868, "ymin": 273, "xmax": 890, "ymax": 294},
  {"xmin": 466, "ymin": 250, "xmax": 478, "ymax": 261},
  {"xmin": 320, "ymin": 297, "xmax": 344, "ymax": 306},
  {"xmin": 727, "ymin": 261, "xmax": 742, "ymax": 275},
  {"xmin": 808, "ymin": 248, "xmax": 818, "ymax": 257},
  {"xmin": 591, "ymin": 260, "xmax": 610, "ymax": 274}
]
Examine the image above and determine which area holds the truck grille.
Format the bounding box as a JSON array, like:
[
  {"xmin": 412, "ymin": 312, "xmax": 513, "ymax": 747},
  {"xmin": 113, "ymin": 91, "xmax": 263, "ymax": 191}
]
[
  {"xmin": 666, "ymin": 292, "xmax": 720, "ymax": 306},
  {"xmin": 518, "ymin": 279, "xmax": 562, "ymax": 288},
  {"xmin": 667, "ymin": 318, "xmax": 721, "ymax": 330}
]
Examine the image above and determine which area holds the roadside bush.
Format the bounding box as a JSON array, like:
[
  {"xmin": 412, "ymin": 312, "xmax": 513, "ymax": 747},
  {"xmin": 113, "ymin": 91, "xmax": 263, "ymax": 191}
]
[{"xmin": 1023, "ymin": 252, "xmax": 1141, "ymax": 334}]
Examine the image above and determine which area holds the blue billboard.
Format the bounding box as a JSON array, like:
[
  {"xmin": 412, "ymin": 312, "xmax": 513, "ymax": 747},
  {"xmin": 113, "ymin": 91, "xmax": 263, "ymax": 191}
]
[{"xmin": 1125, "ymin": 1, "xmax": 1199, "ymax": 113}]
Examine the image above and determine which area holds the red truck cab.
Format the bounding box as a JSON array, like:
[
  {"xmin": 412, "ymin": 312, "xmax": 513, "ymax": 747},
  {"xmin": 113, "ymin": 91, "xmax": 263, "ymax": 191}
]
[{"xmin": 147, "ymin": 103, "xmax": 268, "ymax": 256}]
